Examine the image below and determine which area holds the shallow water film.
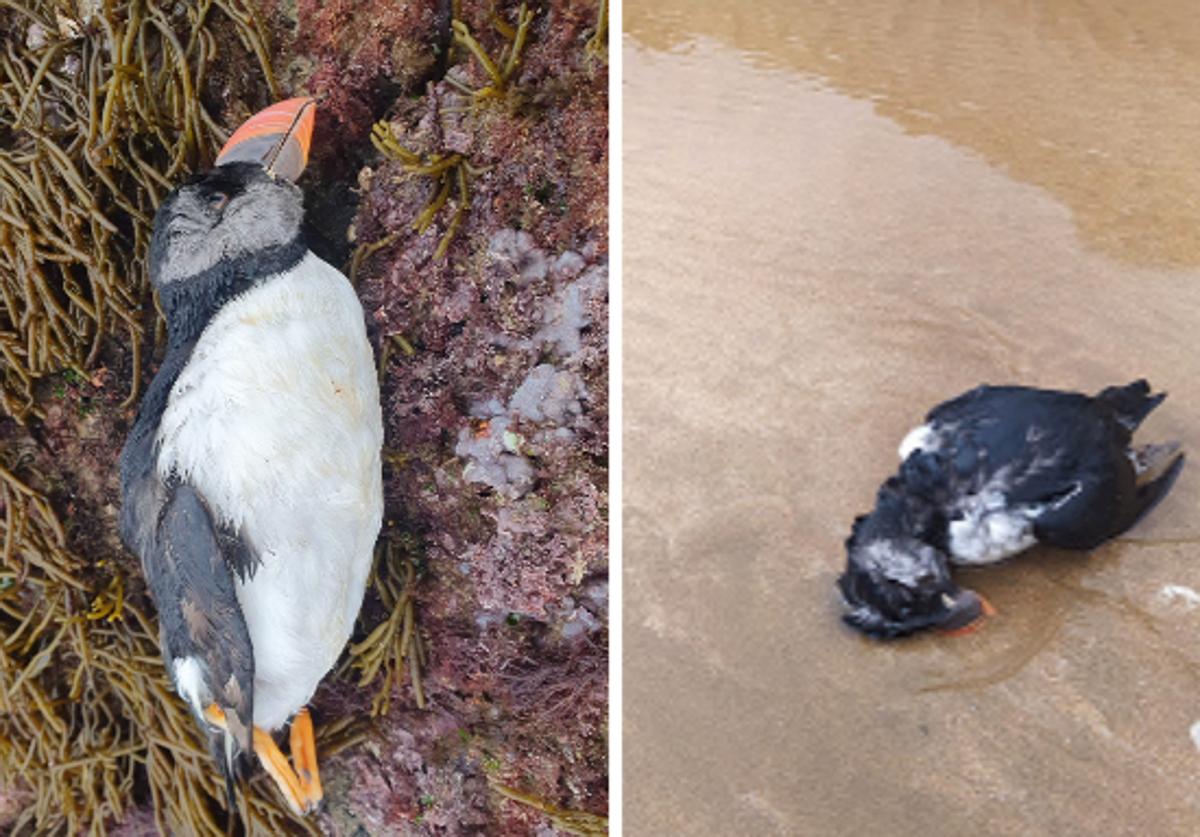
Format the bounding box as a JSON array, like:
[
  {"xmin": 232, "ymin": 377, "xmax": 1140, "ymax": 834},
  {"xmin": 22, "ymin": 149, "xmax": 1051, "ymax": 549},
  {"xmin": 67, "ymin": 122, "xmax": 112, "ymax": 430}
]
[{"xmin": 625, "ymin": 2, "xmax": 1200, "ymax": 834}]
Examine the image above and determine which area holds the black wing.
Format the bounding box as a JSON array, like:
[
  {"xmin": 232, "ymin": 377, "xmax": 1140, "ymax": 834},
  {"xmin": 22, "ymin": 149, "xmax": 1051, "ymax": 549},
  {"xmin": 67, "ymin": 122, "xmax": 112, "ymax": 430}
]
[
  {"xmin": 926, "ymin": 382, "xmax": 1181, "ymax": 547},
  {"xmin": 152, "ymin": 482, "xmax": 255, "ymax": 745},
  {"xmin": 120, "ymin": 440, "xmax": 255, "ymax": 788}
]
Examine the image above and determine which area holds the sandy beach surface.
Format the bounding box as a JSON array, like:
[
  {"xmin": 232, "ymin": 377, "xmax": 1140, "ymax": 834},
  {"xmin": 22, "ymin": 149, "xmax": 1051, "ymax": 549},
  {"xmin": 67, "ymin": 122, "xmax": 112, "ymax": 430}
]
[{"xmin": 625, "ymin": 2, "xmax": 1200, "ymax": 833}]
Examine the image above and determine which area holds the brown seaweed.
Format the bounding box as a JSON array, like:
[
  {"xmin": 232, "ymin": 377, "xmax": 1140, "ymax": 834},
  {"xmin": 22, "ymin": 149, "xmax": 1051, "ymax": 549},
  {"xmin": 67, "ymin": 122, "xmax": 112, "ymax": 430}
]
[
  {"xmin": 346, "ymin": 535, "xmax": 427, "ymax": 717},
  {"xmin": 355, "ymin": 119, "xmax": 481, "ymax": 269},
  {"xmin": 449, "ymin": 3, "xmax": 535, "ymax": 100},
  {"xmin": 585, "ymin": 0, "xmax": 607, "ymax": 62},
  {"xmin": 491, "ymin": 779, "xmax": 609, "ymax": 836},
  {"xmin": 0, "ymin": 0, "xmax": 275, "ymax": 423}
]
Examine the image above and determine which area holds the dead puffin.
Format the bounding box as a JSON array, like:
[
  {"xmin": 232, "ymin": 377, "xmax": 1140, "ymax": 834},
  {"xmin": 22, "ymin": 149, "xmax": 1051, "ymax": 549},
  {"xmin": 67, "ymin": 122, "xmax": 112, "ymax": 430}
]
[
  {"xmin": 119, "ymin": 97, "xmax": 383, "ymax": 813},
  {"xmin": 838, "ymin": 380, "xmax": 1184, "ymax": 639}
]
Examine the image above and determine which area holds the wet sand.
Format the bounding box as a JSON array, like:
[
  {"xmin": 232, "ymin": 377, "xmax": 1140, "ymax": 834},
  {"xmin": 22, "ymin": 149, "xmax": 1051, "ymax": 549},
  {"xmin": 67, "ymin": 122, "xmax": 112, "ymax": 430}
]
[{"xmin": 624, "ymin": 3, "xmax": 1200, "ymax": 834}]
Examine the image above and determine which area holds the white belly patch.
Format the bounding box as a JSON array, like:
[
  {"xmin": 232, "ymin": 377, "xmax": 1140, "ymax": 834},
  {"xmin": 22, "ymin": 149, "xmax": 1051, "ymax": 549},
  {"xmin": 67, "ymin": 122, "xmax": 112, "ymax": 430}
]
[
  {"xmin": 156, "ymin": 253, "xmax": 383, "ymax": 729},
  {"xmin": 948, "ymin": 509, "xmax": 1039, "ymax": 565},
  {"xmin": 946, "ymin": 478, "xmax": 1044, "ymax": 565}
]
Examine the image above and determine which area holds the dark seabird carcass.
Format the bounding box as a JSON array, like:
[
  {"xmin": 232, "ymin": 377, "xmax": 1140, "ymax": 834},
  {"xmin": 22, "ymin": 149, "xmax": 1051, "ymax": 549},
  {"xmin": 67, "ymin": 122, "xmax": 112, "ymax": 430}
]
[{"xmin": 839, "ymin": 380, "xmax": 1184, "ymax": 639}]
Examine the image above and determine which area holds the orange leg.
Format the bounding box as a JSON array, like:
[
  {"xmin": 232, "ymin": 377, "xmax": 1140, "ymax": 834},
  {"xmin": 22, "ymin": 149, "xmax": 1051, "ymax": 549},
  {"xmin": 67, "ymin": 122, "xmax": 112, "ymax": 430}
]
[
  {"xmin": 254, "ymin": 726, "xmax": 310, "ymax": 816},
  {"xmin": 289, "ymin": 707, "xmax": 323, "ymax": 809},
  {"xmin": 205, "ymin": 704, "xmax": 312, "ymax": 816}
]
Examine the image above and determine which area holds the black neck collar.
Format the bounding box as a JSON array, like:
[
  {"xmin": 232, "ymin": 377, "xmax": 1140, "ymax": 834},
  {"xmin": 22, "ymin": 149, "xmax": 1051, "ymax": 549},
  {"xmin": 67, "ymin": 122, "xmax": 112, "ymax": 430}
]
[{"xmin": 157, "ymin": 236, "xmax": 308, "ymax": 346}]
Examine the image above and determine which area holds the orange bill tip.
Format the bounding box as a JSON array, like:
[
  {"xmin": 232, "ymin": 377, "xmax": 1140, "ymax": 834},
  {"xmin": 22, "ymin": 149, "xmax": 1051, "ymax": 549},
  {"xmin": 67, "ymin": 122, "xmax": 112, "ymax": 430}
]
[
  {"xmin": 940, "ymin": 594, "xmax": 997, "ymax": 638},
  {"xmin": 214, "ymin": 97, "xmax": 316, "ymax": 182},
  {"xmin": 940, "ymin": 619, "xmax": 986, "ymax": 638}
]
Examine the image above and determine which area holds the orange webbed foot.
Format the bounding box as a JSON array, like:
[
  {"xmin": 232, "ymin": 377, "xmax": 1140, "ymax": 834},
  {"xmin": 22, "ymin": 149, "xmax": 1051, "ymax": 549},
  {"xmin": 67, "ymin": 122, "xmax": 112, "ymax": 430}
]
[
  {"xmin": 290, "ymin": 707, "xmax": 323, "ymax": 810},
  {"xmin": 206, "ymin": 703, "xmax": 316, "ymax": 816}
]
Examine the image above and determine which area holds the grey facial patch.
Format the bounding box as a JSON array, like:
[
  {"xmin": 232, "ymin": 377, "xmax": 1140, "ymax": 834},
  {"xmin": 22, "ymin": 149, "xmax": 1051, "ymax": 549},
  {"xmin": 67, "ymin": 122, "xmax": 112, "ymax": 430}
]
[
  {"xmin": 154, "ymin": 177, "xmax": 303, "ymax": 287},
  {"xmin": 863, "ymin": 540, "xmax": 940, "ymax": 587}
]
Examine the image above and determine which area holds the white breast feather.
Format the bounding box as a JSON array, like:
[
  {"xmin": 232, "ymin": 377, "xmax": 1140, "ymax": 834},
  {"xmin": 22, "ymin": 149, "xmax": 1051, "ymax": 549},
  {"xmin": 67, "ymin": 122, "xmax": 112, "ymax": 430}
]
[
  {"xmin": 898, "ymin": 424, "xmax": 937, "ymax": 460},
  {"xmin": 948, "ymin": 510, "xmax": 1038, "ymax": 565},
  {"xmin": 946, "ymin": 468, "xmax": 1043, "ymax": 565},
  {"xmin": 156, "ymin": 253, "xmax": 383, "ymax": 729},
  {"xmin": 946, "ymin": 453, "xmax": 1074, "ymax": 565}
]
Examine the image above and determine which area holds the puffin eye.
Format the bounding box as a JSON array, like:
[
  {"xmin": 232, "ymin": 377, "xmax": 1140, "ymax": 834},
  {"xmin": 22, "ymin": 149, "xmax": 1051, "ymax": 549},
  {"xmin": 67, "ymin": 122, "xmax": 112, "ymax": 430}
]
[{"xmin": 208, "ymin": 192, "xmax": 230, "ymax": 211}]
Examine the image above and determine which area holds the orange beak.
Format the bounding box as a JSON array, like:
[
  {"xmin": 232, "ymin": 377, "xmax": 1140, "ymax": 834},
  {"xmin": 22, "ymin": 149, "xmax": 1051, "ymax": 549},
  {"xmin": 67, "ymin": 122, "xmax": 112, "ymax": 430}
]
[
  {"xmin": 214, "ymin": 97, "xmax": 316, "ymax": 182},
  {"xmin": 940, "ymin": 593, "xmax": 998, "ymax": 638}
]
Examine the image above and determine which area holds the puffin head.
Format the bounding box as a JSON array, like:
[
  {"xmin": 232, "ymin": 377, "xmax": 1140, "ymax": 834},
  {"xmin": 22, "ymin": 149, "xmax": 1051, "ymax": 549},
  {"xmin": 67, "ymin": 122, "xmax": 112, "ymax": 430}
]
[
  {"xmin": 149, "ymin": 97, "xmax": 316, "ymax": 291},
  {"xmin": 149, "ymin": 164, "xmax": 304, "ymax": 289},
  {"xmin": 837, "ymin": 529, "xmax": 987, "ymax": 638},
  {"xmin": 837, "ymin": 478, "xmax": 992, "ymax": 638}
]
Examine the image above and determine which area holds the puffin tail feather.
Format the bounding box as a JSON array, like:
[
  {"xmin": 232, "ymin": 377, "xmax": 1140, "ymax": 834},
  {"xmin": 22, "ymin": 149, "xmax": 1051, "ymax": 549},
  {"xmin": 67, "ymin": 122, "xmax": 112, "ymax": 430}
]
[
  {"xmin": 204, "ymin": 724, "xmax": 243, "ymax": 814},
  {"xmin": 1096, "ymin": 379, "xmax": 1166, "ymax": 432},
  {"xmin": 222, "ymin": 731, "xmax": 239, "ymax": 813},
  {"xmin": 201, "ymin": 703, "xmax": 250, "ymax": 817},
  {"xmin": 1120, "ymin": 452, "xmax": 1185, "ymax": 534}
]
